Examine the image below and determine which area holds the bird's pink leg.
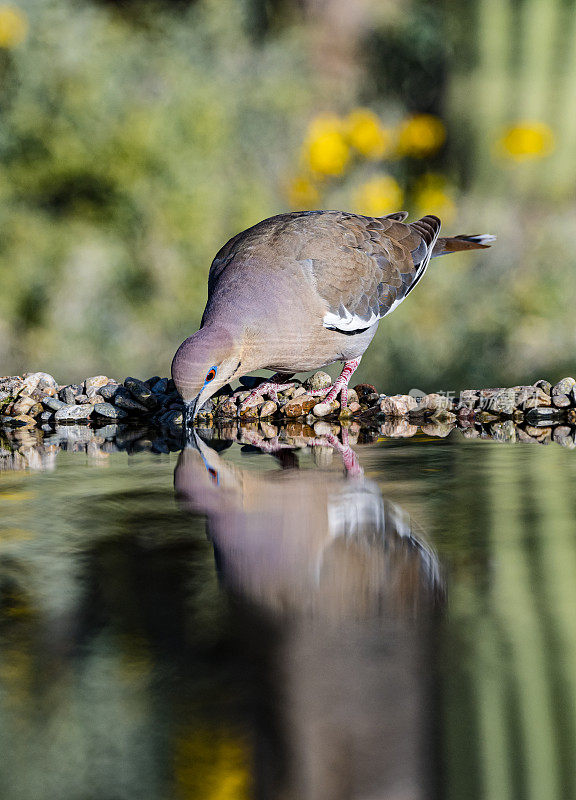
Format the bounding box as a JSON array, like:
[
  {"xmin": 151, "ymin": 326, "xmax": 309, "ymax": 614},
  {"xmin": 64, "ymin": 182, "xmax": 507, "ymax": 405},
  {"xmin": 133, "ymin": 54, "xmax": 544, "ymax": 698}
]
[
  {"xmin": 240, "ymin": 373, "xmax": 295, "ymax": 408},
  {"xmin": 309, "ymin": 358, "xmax": 361, "ymax": 408}
]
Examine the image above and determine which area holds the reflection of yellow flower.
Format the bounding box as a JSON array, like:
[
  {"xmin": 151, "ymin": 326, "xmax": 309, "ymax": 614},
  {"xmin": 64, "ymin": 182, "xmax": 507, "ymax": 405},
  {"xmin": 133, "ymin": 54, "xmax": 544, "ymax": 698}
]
[
  {"xmin": 303, "ymin": 114, "xmax": 350, "ymax": 176},
  {"xmin": 353, "ymin": 175, "xmax": 403, "ymax": 217},
  {"xmin": 396, "ymin": 114, "xmax": 446, "ymax": 157},
  {"xmin": 414, "ymin": 174, "xmax": 455, "ymax": 223},
  {"xmin": 346, "ymin": 108, "xmax": 391, "ymax": 160},
  {"xmin": 0, "ymin": 5, "xmax": 27, "ymax": 48},
  {"xmin": 287, "ymin": 175, "xmax": 320, "ymax": 209},
  {"xmin": 499, "ymin": 122, "xmax": 554, "ymax": 161},
  {"xmin": 175, "ymin": 727, "xmax": 251, "ymax": 800}
]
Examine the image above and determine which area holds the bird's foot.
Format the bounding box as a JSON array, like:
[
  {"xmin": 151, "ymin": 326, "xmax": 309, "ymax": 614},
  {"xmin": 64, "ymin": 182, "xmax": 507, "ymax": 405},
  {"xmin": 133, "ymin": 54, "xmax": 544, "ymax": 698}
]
[
  {"xmin": 311, "ymin": 358, "xmax": 361, "ymax": 416},
  {"xmin": 239, "ymin": 373, "xmax": 295, "ymax": 411}
]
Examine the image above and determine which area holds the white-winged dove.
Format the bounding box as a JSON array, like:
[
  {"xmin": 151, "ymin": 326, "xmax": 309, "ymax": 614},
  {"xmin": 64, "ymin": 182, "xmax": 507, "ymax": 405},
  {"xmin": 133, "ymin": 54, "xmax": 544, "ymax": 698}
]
[{"xmin": 172, "ymin": 210, "xmax": 495, "ymax": 419}]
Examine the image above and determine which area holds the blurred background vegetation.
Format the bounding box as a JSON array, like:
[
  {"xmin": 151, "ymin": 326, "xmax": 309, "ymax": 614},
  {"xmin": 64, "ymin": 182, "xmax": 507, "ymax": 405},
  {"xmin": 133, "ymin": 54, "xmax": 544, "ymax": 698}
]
[{"xmin": 0, "ymin": 0, "xmax": 575, "ymax": 392}]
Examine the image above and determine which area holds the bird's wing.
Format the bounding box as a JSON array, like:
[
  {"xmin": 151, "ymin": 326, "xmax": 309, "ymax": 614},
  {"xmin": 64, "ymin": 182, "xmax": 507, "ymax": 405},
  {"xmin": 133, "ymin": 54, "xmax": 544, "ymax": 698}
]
[
  {"xmin": 205, "ymin": 211, "xmax": 440, "ymax": 334},
  {"xmin": 309, "ymin": 212, "xmax": 441, "ymax": 333}
]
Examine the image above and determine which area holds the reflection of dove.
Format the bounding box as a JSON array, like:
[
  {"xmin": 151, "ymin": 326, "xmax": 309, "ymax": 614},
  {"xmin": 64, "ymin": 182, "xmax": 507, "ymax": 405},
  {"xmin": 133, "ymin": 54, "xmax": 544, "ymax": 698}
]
[{"xmin": 175, "ymin": 433, "xmax": 443, "ymax": 620}]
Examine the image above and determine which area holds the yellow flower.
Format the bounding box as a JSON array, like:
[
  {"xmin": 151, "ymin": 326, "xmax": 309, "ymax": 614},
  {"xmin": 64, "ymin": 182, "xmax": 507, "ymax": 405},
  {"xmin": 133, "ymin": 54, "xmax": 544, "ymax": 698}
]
[
  {"xmin": 414, "ymin": 173, "xmax": 455, "ymax": 223},
  {"xmin": 499, "ymin": 121, "xmax": 554, "ymax": 161},
  {"xmin": 396, "ymin": 114, "xmax": 446, "ymax": 158},
  {"xmin": 353, "ymin": 175, "xmax": 403, "ymax": 217},
  {"xmin": 286, "ymin": 175, "xmax": 320, "ymax": 209},
  {"xmin": 346, "ymin": 108, "xmax": 391, "ymax": 160},
  {"xmin": 0, "ymin": 5, "xmax": 27, "ymax": 48},
  {"xmin": 303, "ymin": 114, "xmax": 350, "ymax": 177}
]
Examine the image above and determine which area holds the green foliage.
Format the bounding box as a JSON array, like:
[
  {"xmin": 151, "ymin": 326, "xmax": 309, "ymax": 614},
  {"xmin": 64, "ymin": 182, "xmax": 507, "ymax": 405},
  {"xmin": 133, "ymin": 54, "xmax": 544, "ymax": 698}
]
[{"xmin": 0, "ymin": 0, "xmax": 317, "ymax": 378}]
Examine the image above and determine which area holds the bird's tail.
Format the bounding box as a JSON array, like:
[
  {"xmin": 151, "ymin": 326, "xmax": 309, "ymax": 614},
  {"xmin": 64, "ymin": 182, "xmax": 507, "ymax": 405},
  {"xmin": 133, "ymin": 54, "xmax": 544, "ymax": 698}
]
[{"xmin": 431, "ymin": 233, "xmax": 496, "ymax": 258}]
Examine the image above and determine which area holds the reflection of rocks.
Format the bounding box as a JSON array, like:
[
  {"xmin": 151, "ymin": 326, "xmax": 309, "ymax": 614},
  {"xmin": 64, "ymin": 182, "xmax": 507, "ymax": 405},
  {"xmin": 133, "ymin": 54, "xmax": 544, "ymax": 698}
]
[{"xmin": 3, "ymin": 409, "xmax": 576, "ymax": 475}]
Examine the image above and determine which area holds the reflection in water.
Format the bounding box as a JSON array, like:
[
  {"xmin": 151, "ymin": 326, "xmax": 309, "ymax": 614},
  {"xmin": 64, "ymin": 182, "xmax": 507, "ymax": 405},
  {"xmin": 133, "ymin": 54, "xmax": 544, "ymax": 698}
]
[
  {"xmin": 175, "ymin": 432, "xmax": 443, "ymax": 798},
  {"xmin": 2, "ymin": 423, "xmax": 576, "ymax": 797}
]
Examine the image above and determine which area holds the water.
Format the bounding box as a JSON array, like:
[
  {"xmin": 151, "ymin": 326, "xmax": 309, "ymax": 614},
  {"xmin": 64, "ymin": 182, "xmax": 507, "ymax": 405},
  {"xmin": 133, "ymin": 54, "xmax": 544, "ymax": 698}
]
[{"xmin": 1, "ymin": 422, "xmax": 576, "ymax": 800}]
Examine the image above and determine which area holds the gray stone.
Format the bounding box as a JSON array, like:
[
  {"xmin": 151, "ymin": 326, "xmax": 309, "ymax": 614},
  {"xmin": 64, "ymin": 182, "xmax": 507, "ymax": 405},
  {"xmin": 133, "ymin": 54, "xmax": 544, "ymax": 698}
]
[
  {"xmin": 151, "ymin": 378, "xmax": 169, "ymax": 395},
  {"xmin": 114, "ymin": 391, "xmax": 148, "ymax": 414},
  {"xmin": 553, "ymin": 377, "xmax": 576, "ymax": 396},
  {"xmin": 75, "ymin": 394, "xmax": 91, "ymax": 404},
  {"xmin": 124, "ymin": 377, "xmax": 157, "ymax": 408},
  {"xmin": 59, "ymin": 385, "xmax": 81, "ymax": 404},
  {"xmin": 93, "ymin": 403, "xmax": 128, "ymax": 420},
  {"xmin": 99, "ymin": 383, "xmax": 120, "ymax": 402},
  {"xmin": 40, "ymin": 410, "xmax": 55, "ymax": 422},
  {"xmin": 42, "ymin": 396, "xmax": 66, "ymax": 412},
  {"xmin": 54, "ymin": 405, "xmax": 94, "ymax": 422}
]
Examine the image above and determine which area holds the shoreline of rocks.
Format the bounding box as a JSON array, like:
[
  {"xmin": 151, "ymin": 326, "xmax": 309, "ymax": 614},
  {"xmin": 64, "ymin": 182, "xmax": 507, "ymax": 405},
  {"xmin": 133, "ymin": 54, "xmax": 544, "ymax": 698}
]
[{"xmin": 2, "ymin": 371, "xmax": 576, "ymax": 434}]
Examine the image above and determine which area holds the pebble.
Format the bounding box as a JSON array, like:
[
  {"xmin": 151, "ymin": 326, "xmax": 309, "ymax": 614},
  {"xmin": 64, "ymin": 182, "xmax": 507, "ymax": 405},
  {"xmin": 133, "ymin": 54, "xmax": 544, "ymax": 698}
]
[
  {"xmin": 304, "ymin": 371, "xmax": 332, "ymax": 392},
  {"xmin": 99, "ymin": 383, "xmax": 120, "ymax": 402},
  {"xmin": 283, "ymin": 394, "xmax": 316, "ymax": 417},
  {"xmin": 151, "ymin": 378, "xmax": 169, "ymax": 395},
  {"xmin": 312, "ymin": 399, "xmax": 340, "ymax": 418},
  {"xmin": 114, "ymin": 390, "xmax": 148, "ymax": 414},
  {"xmin": 93, "ymin": 403, "xmax": 128, "ymax": 420},
  {"xmin": 124, "ymin": 377, "xmax": 157, "ymax": 408},
  {"xmin": 22, "ymin": 372, "xmax": 58, "ymax": 395},
  {"xmin": 379, "ymin": 394, "xmax": 418, "ymax": 416},
  {"xmin": 12, "ymin": 396, "xmax": 38, "ymax": 416},
  {"xmin": 553, "ymin": 377, "xmax": 576, "ymax": 397},
  {"xmin": 59, "ymin": 385, "xmax": 81, "ymax": 404},
  {"xmin": 54, "ymin": 405, "xmax": 94, "ymax": 422},
  {"xmin": 260, "ymin": 400, "xmax": 278, "ymax": 418},
  {"xmin": 85, "ymin": 375, "xmax": 110, "ymax": 393},
  {"xmin": 42, "ymin": 396, "xmax": 66, "ymax": 412}
]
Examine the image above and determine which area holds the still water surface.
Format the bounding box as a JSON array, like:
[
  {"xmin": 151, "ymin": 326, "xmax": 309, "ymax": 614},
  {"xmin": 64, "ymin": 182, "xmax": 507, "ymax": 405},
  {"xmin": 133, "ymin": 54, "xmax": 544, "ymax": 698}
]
[{"xmin": 1, "ymin": 426, "xmax": 576, "ymax": 800}]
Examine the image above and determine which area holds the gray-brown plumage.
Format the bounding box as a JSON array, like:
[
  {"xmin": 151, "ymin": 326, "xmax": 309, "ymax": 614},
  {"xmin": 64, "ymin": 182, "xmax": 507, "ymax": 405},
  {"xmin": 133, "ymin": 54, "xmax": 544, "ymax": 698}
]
[{"xmin": 172, "ymin": 210, "xmax": 495, "ymax": 419}]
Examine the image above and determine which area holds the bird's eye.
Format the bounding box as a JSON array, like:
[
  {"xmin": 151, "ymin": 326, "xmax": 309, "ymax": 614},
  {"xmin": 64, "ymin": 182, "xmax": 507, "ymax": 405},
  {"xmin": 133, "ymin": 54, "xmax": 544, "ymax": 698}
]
[{"xmin": 205, "ymin": 366, "xmax": 217, "ymax": 382}]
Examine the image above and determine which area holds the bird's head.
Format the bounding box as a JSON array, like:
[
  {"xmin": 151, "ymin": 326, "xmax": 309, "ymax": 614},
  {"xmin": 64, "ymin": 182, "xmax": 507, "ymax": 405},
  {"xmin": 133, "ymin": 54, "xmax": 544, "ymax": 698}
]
[{"xmin": 171, "ymin": 326, "xmax": 243, "ymax": 423}]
